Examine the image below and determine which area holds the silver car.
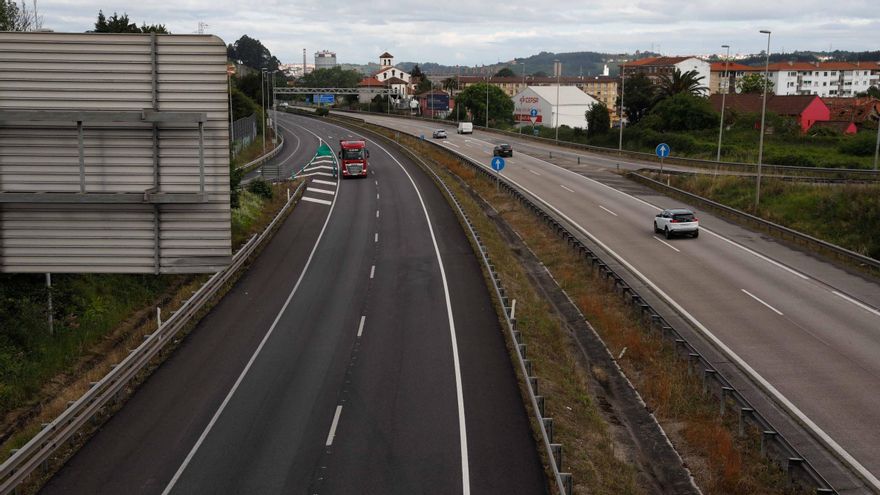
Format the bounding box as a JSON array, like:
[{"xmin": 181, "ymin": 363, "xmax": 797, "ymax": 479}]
[
  {"xmin": 654, "ymin": 209, "xmax": 699, "ymax": 239},
  {"xmin": 432, "ymin": 129, "xmax": 447, "ymax": 139}
]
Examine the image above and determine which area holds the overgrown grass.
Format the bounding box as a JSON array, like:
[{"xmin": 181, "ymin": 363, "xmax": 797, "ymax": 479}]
[
  {"xmin": 364, "ymin": 124, "xmax": 805, "ymax": 494},
  {"xmin": 657, "ymin": 174, "xmax": 880, "ymax": 259}
]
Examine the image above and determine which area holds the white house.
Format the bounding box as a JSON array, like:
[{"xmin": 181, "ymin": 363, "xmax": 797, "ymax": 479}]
[
  {"xmin": 374, "ymin": 52, "xmax": 411, "ymax": 84},
  {"xmin": 621, "ymin": 56, "xmax": 712, "ymax": 96},
  {"xmin": 512, "ymin": 86, "xmax": 599, "ymax": 129}
]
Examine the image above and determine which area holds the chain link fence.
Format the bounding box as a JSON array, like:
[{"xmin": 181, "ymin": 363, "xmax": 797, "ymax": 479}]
[{"xmin": 231, "ymin": 114, "xmax": 257, "ymax": 157}]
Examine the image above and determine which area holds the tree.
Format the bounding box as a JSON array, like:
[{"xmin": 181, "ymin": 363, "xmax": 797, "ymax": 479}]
[
  {"xmin": 415, "ymin": 77, "xmax": 433, "ymax": 94},
  {"xmin": 1, "ymin": 0, "xmax": 40, "ymax": 31},
  {"xmin": 622, "ymin": 73, "xmax": 655, "ymax": 125},
  {"xmin": 585, "ymin": 103, "xmax": 611, "ymax": 136},
  {"xmin": 641, "ymin": 93, "xmax": 719, "ymax": 132},
  {"xmin": 298, "ymin": 66, "xmax": 362, "ymax": 88},
  {"xmin": 454, "ymin": 83, "xmax": 514, "ymax": 126},
  {"xmin": 441, "ymin": 77, "xmax": 458, "ymax": 92},
  {"xmin": 494, "ymin": 67, "xmax": 515, "ymax": 78},
  {"xmin": 92, "ymin": 10, "xmax": 167, "ymax": 33},
  {"xmin": 656, "ymin": 69, "xmax": 707, "ymax": 98},
  {"xmin": 736, "ymin": 73, "xmax": 774, "ymax": 94},
  {"xmin": 856, "ymin": 86, "xmax": 880, "ymax": 98},
  {"xmin": 410, "ymin": 64, "xmax": 424, "ymax": 81},
  {"xmin": 227, "ymin": 35, "xmax": 280, "ymax": 71}
]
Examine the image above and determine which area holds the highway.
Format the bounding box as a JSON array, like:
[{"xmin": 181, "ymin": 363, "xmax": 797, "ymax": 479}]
[
  {"xmin": 338, "ymin": 111, "xmax": 880, "ymax": 492},
  {"xmin": 41, "ymin": 114, "xmax": 545, "ymax": 494}
]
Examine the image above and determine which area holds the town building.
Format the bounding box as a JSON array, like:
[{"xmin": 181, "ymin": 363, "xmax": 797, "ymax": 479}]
[
  {"xmin": 417, "ymin": 90, "xmax": 453, "ymax": 118},
  {"xmin": 764, "ymin": 61, "xmax": 879, "ymax": 97},
  {"xmin": 314, "ymin": 50, "xmax": 337, "ymax": 70},
  {"xmin": 373, "ymin": 52, "xmax": 411, "ymax": 84},
  {"xmin": 456, "ymin": 75, "xmax": 618, "ymax": 119},
  {"xmin": 512, "ymin": 86, "xmax": 599, "ymax": 129},
  {"xmin": 708, "ymin": 62, "xmax": 761, "ymax": 95},
  {"xmin": 620, "ymin": 56, "xmax": 712, "ymax": 96},
  {"xmin": 357, "ymin": 52, "xmax": 413, "ymax": 104},
  {"xmin": 708, "ymin": 94, "xmax": 830, "ymax": 132}
]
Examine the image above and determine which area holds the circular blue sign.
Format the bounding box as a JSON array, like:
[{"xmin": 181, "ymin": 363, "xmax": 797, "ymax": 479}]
[
  {"xmin": 529, "ymin": 108, "xmax": 538, "ymax": 117},
  {"xmin": 491, "ymin": 156, "xmax": 506, "ymax": 171},
  {"xmin": 655, "ymin": 143, "xmax": 670, "ymax": 158}
]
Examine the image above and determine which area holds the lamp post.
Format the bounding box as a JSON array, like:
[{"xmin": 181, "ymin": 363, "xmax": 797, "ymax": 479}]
[
  {"xmin": 456, "ymin": 64, "xmax": 461, "ymax": 123},
  {"xmin": 260, "ymin": 69, "xmax": 266, "ymax": 152},
  {"xmin": 874, "ymin": 111, "xmax": 880, "ymax": 170},
  {"xmin": 485, "ymin": 68, "xmax": 490, "ymax": 129},
  {"xmin": 756, "ymin": 30, "xmax": 771, "ymax": 208},
  {"xmin": 554, "ymin": 59, "xmax": 560, "ymax": 143},
  {"xmin": 519, "ymin": 60, "xmax": 526, "ymax": 134},
  {"xmin": 716, "ymin": 44, "xmax": 731, "ymax": 169},
  {"xmin": 618, "ymin": 63, "xmax": 625, "ymax": 153}
]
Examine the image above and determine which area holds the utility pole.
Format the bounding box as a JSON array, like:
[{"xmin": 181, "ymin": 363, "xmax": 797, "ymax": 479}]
[
  {"xmin": 261, "ymin": 70, "xmax": 266, "ymax": 152},
  {"xmin": 554, "ymin": 59, "xmax": 561, "ymax": 143},
  {"xmin": 716, "ymin": 44, "xmax": 731, "ymax": 171},
  {"xmin": 756, "ymin": 30, "xmax": 772, "ymax": 208},
  {"xmin": 618, "ymin": 63, "xmax": 625, "ymax": 153}
]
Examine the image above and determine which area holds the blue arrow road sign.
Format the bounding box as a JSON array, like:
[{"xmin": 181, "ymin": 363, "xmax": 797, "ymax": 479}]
[
  {"xmin": 655, "ymin": 143, "xmax": 670, "ymax": 158},
  {"xmin": 530, "ymin": 108, "xmax": 538, "ymax": 118},
  {"xmin": 491, "ymin": 156, "xmax": 506, "ymax": 171}
]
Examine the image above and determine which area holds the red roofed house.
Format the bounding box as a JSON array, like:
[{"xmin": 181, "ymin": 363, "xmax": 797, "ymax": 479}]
[
  {"xmin": 708, "ymin": 94, "xmax": 831, "ymax": 132},
  {"xmin": 824, "ymin": 97, "xmax": 880, "ymax": 129},
  {"xmin": 709, "ymin": 62, "xmax": 762, "ymax": 95}
]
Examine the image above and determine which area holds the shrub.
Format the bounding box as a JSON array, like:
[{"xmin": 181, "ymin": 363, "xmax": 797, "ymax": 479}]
[
  {"xmin": 838, "ymin": 132, "xmax": 877, "ymax": 157},
  {"xmin": 315, "ymin": 107, "xmax": 330, "ymax": 117},
  {"xmin": 643, "ymin": 93, "xmax": 719, "ymax": 132},
  {"xmin": 247, "ymin": 178, "xmax": 273, "ymax": 199}
]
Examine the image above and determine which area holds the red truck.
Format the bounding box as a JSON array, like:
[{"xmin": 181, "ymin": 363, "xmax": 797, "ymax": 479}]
[{"xmin": 338, "ymin": 140, "xmax": 370, "ymax": 178}]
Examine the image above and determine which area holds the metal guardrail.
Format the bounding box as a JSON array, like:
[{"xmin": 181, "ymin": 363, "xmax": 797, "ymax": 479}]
[
  {"xmin": 628, "ymin": 172, "xmax": 880, "ymax": 278},
  {"xmin": 331, "ymin": 108, "xmax": 880, "ymax": 182},
  {"xmin": 0, "ymin": 180, "xmax": 308, "ymax": 495},
  {"xmin": 327, "ymin": 114, "xmax": 840, "ymax": 494},
  {"xmin": 235, "ymin": 135, "xmax": 284, "ymax": 173}
]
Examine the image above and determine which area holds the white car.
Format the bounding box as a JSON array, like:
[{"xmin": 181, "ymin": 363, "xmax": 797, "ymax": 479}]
[{"xmin": 654, "ymin": 209, "xmax": 699, "ymax": 239}]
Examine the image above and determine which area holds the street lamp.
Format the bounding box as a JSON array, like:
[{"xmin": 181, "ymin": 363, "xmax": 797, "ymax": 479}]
[
  {"xmin": 518, "ymin": 59, "xmax": 526, "ymax": 134},
  {"xmin": 618, "ymin": 63, "xmax": 625, "ymax": 153},
  {"xmin": 874, "ymin": 109, "xmax": 880, "ymax": 170},
  {"xmin": 260, "ymin": 69, "xmax": 266, "ymax": 152},
  {"xmin": 456, "ymin": 64, "xmax": 461, "ymax": 123},
  {"xmin": 554, "ymin": 59, "xmax": 560, "ymax": 143},
  {"xmin": 716, "ymin": 44, "xmax": 731, "ymax": 169},
  {"xmin": 485, "ymin": 68, "xmax": 490, "ymax": 129},
  {"xmin": 756, "ymin": 30, "xmax": 771, "ymax": 208}
]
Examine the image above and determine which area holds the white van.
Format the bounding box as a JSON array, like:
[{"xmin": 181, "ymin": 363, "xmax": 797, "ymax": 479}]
[{"xmin": 457, "ymin": 122, "xmax": 473, "ymax": 134}]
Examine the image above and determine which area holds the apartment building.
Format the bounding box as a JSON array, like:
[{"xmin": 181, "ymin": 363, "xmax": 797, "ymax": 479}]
[
  {"xmin": 709, "ymin": 62, "xmax": 761, "ymax": 94},
  {"xmin": 767, "ymin": 61, "xmax": 879, "ymax": 97}
]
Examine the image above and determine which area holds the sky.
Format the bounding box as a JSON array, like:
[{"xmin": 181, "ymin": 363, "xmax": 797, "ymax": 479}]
[{"xmin": 36, "ymin": 0, "xmax": 880, "ymax": 68}]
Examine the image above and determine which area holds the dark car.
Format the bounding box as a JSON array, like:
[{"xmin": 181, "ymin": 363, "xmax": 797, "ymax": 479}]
[{"xmin": 493, "ymin": 143, "xmax": 513, "ymax": 157}]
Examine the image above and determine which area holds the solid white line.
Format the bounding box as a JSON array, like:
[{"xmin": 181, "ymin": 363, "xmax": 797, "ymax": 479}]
[
  {"xmin": 370, "ymin": 265, "xmax": 375, "ymax": 279},
  {"xmin": 366, "ymin": 138, "xmax": 471, "ymax": 495},
  {"xmin": 325, "ymin": 405, "xmax": 343, "ymax": 446},
  {"xmin": 307, "ymin": 187, "xmax": 336, "ymax": 196},
  {"xmin": 162, "ymin": 148, "xmax": 341, "ymax": 494},
  {"xmin": 528, "ymin": 169, "xmax": 541, "ymax": 176},
  {"xmin": 301, "ymin": 196, "xmax": 332, "ymax": 206},
  {"xmin": 598, "ymin": 205, "xmax": 618, "ymax": 216},
  {"xmin": 831, "ymin": 291, "xmax": 880, "ymax": 318},
  {"xmin": 444, "ymin": 141, "xmax": 460, "ymax": 148},
  {"xmin": 312, "ymin": 179, "xmax": 336, "ymax": 186},
  {"xmin": 357, "ymin": 315, "xmax": 366, "ymax": 337},
  {"xmin": 374, "ymin": 233, "xmax": 378, "ymax": 243},
  {"xmin": 559, "ymin": 184, "xmax": 575, "ymax": 193},
  {"xmin": 653, "ymin": 236, "xmax": 680, "ymax": 252},
  {"xmin": 741, "ymin": 289, "xmax": 784, "ymax": 316}
]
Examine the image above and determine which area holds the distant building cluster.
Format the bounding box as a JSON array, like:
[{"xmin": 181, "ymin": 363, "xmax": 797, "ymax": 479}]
[{"xmin": 315, "ymin": 50, "xmax": 337, "ymax": 70}]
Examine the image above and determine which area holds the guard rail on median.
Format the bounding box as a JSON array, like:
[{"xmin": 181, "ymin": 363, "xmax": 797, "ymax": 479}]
[
  {"xmin": 628, "ymin": 172, "xmax": 880, "ymax": 279},
  {"xmin": 235, "ymin": 135, "xmax": 285, "ymax": 173},
  {"xmin": 0, "ymin": 180, "xmax": 308, "ymax": 495},
  {"xmin": 321, "ymin": 113, "xmax": 844, "ymax": 494}
]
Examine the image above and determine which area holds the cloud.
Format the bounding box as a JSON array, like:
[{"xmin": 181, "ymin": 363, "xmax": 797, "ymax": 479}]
[{"xmin": 36, "ymin": 0, "xmax": 880, "ymax": 69}]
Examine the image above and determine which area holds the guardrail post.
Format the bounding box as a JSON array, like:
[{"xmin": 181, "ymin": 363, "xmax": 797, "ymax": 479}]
[
  {"xmin": 786, "ymin": 457, "xmax": 804, "ymax": 481},
  {"xmin": 543, "ymin": 418, "xmax": 554, "ymax": 443},
  {"xmin": 688, "ymin": 353, "xmax": 700, "ymax": 376},
  {"xmin": 551, "ymin": 443, "xmax": 563, "ymax": 471},
  {"xmin": 529, "ymin": 376, "xmax": 538, "ymax": 395},
  {"xmin": 702, "ymin": 369, "xmax": 717, "ymax": 396},
  {"xmin": 518, "ymin": 343, "xmax": 527, "ymax": 359},
  {"xmin": 761, "ymin": 430, "xmax": 778, "ymax": 457},
  {"xmin": 720, "ymin": 386, "xmax": 734, "ymax": 416},
  {"xmin": 560, "ymin": 473, "xmax": 573, "ymax": 495},
  {"xmin": 523, "ymin": 359, "xmax": 532, "ymax": 376},
  {"xmin": 535, "ymin": 395, "xmax": 545, "ymax": 417}
]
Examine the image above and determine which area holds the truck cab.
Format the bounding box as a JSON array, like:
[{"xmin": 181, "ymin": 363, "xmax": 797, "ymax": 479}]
[{"xmin": 338, "ymin": 140, "xmax": 369, "ymax": 178}]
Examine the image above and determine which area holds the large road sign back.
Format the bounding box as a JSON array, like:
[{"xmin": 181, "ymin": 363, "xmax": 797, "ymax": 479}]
[{"xmin": 0, "ymin": 32, "xmax": 232, "ymax": 273}]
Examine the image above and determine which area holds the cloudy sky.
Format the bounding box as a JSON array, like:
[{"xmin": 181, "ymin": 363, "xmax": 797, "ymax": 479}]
[{"xmin": 37, "ymin": 1, "xmax": 880, "ymax": 67}]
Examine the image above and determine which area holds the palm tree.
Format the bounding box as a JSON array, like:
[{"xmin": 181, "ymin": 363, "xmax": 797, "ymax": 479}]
[
  {"xmin": 657, "ymin": 69, "xmax": 707, "ymax": 98},
  {"xmin": 441, "ymin": 77, "xmax": 458, "ymax": 93}
]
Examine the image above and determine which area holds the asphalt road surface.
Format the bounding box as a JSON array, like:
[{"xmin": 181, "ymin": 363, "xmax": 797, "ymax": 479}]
[
  {"xmin": 341, "ymin": 111, "xmax": 880, "ymax": 492},
  {"xmin": 41, "ymin": 114, "xmax": 546, "ymax": 495}
]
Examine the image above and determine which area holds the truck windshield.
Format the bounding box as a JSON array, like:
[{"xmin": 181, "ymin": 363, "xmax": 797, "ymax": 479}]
[{"xmin": 341, "ymin": 149, "xmax": 364, "ymax": 160}]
